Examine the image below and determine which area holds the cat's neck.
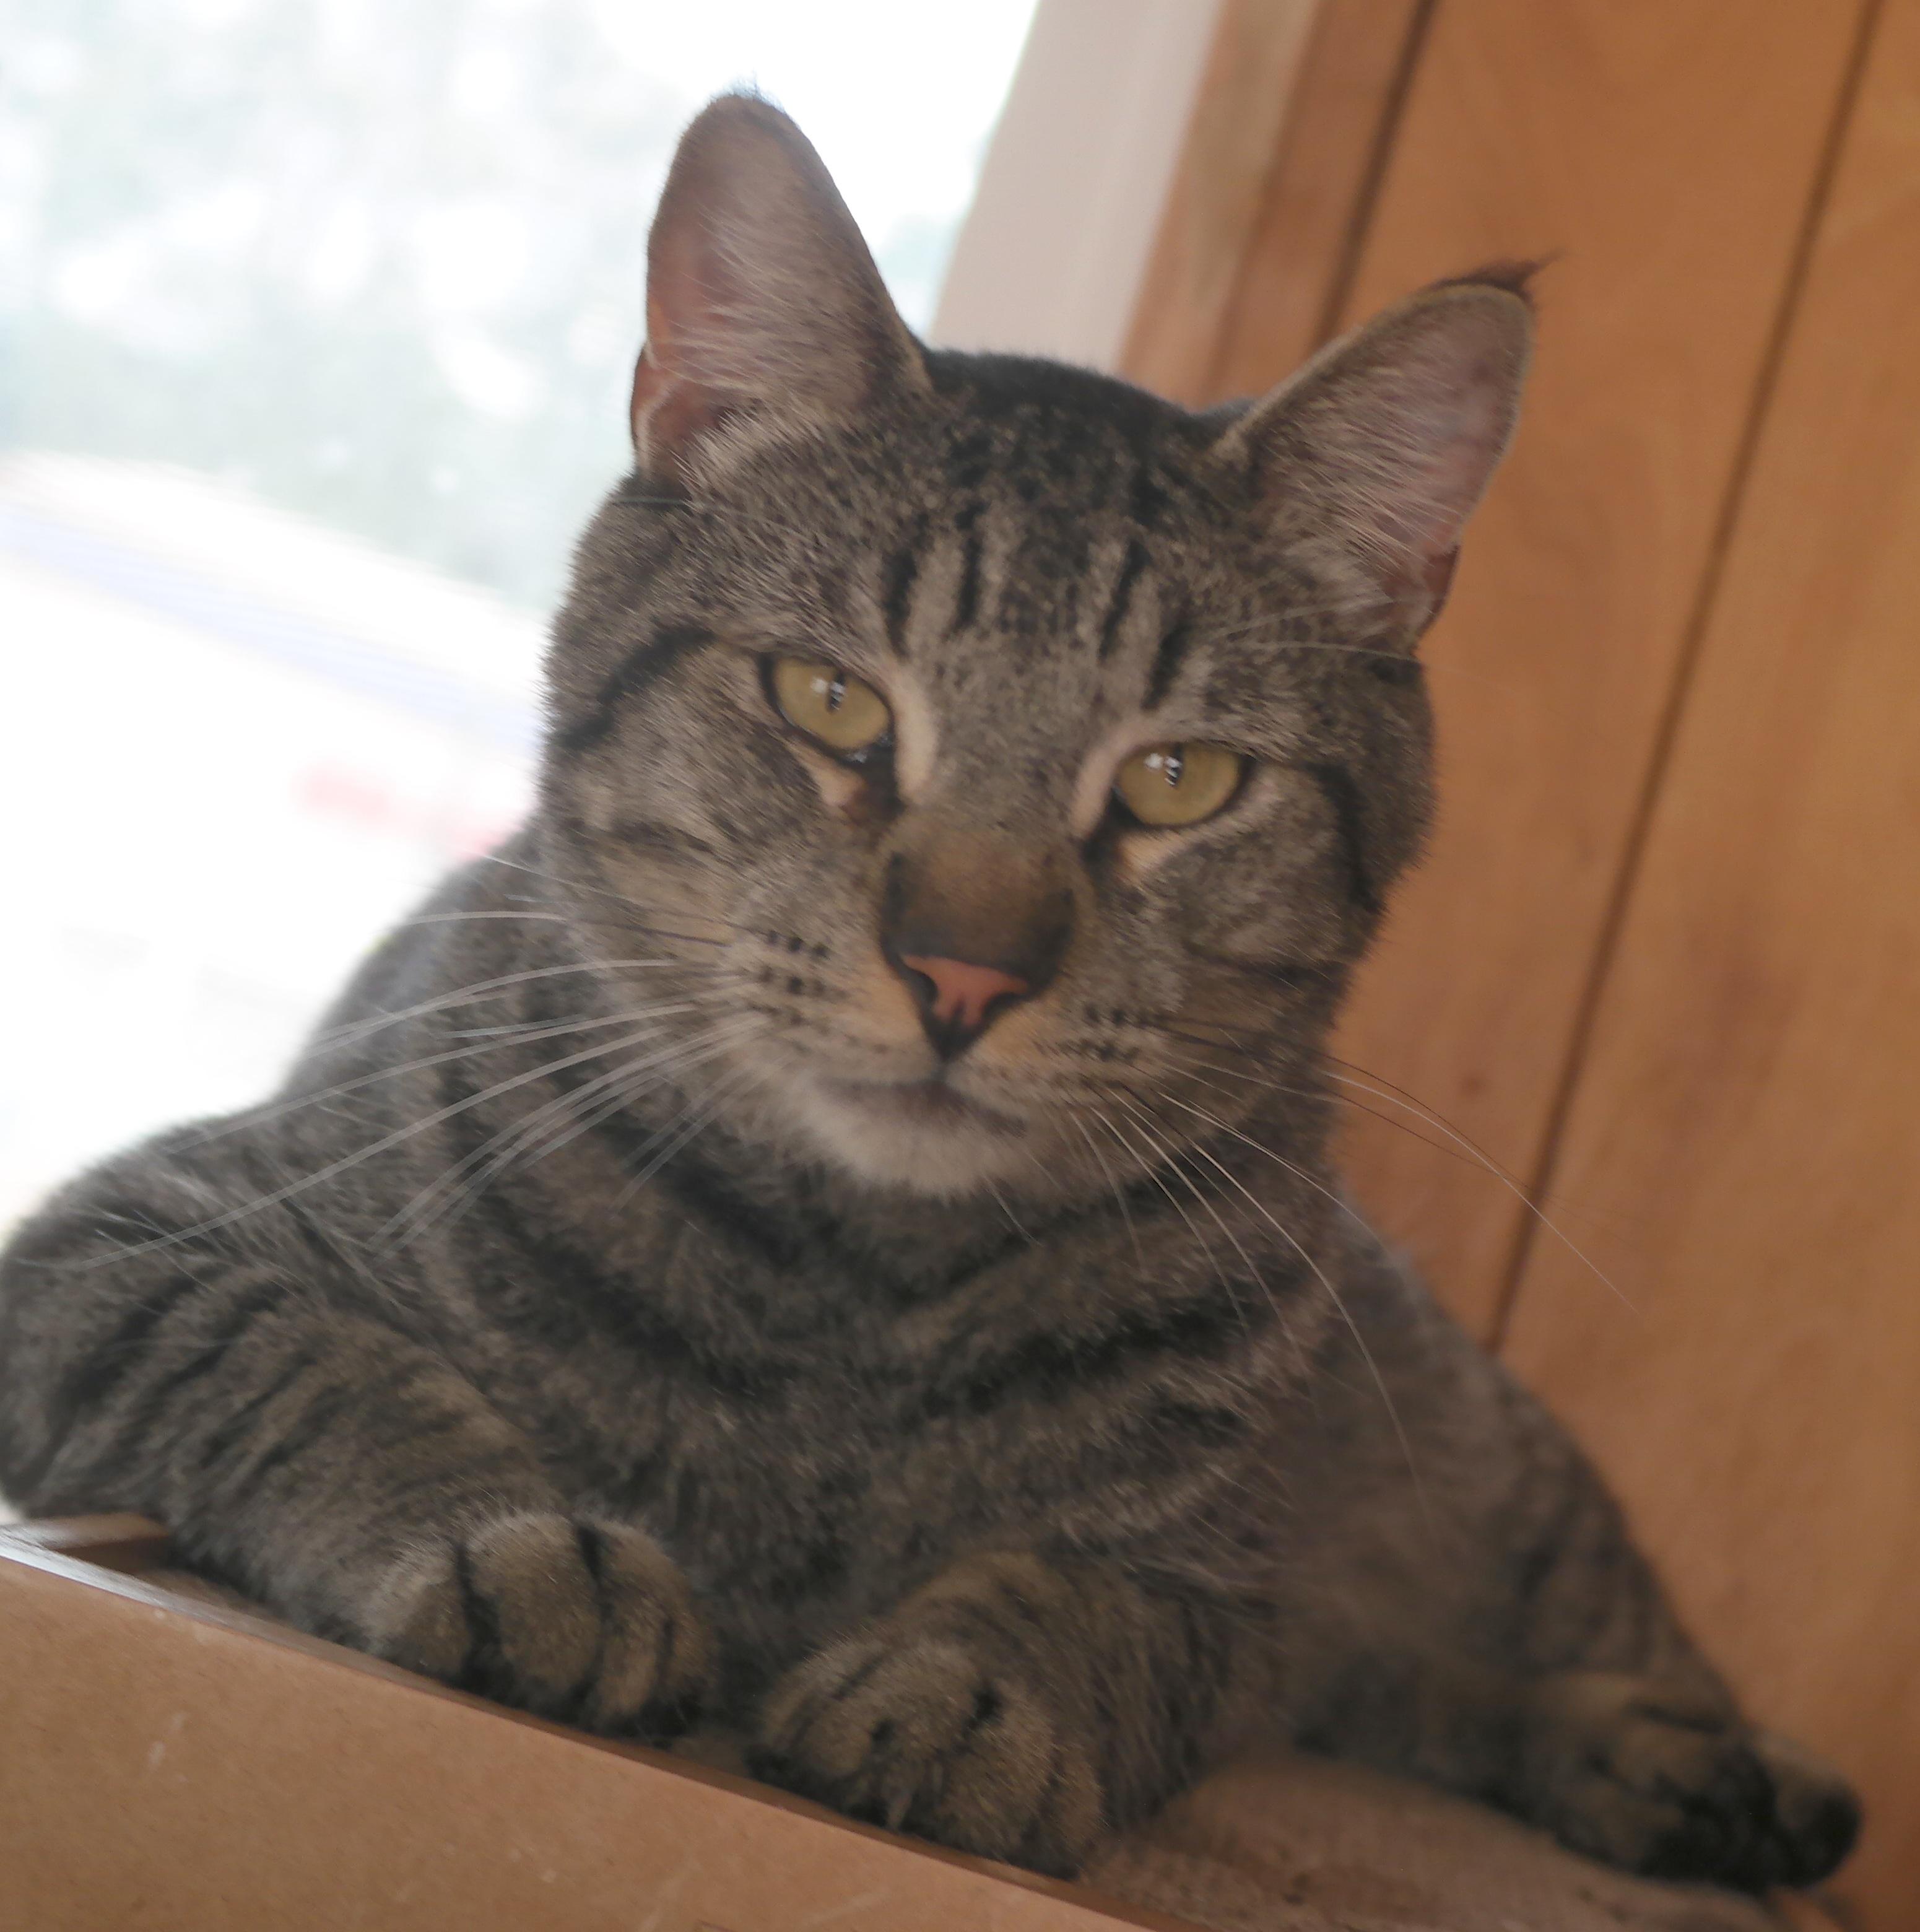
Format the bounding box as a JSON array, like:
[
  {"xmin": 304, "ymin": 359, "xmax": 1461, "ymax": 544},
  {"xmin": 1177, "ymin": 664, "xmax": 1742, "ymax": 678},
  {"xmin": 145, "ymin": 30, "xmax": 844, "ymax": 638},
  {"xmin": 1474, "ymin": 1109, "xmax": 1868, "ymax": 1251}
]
[
  {"xmin": 651, "ymin": 1115, "xmax": 1092, "ymax": 1300},
  {"xmin": 641, "ymin": 1075, "xmax": 1340, "ymax": 1307}
]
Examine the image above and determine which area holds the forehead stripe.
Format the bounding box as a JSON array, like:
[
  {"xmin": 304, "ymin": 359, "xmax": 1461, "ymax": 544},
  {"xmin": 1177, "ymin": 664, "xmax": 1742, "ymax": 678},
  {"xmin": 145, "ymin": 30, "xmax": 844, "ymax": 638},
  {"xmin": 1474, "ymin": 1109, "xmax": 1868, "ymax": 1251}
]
[
  {"xmin": 949, "ymin": 502, "xmax": 986, "ymax": 636},
  {"xmin": 881, "ymin": 532, "xmax": 923, "ymax": 658},
  {"xmin": 1129, "ymin": 461, "xmax": 1171, "ymax": 532},
  {"xmin": 1144, "ymin": 610, "xmax": 1195, "ymax": 710},
  {"xmin": 1097, "ymin": 537, "xmax": 1149, "ymax": 663},
  {"xmin": 1304, "ymin": 760, "xmax": 1381, "ymax": 918},
  {"xmin": 556, "ymin": 623, "xmax": 715, "ymax": 755}
]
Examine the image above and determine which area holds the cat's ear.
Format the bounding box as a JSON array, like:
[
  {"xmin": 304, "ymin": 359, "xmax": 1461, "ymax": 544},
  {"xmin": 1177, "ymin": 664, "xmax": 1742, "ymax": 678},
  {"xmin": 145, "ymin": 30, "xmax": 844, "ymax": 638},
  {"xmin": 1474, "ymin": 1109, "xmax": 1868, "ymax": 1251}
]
[
  {"xmin": 1216, "ymin": 267, "xmax": 1535, "ymax": 638},
  {"xmin": 630, "ymin": 94, "xmax": 927, "ymax": 481}
]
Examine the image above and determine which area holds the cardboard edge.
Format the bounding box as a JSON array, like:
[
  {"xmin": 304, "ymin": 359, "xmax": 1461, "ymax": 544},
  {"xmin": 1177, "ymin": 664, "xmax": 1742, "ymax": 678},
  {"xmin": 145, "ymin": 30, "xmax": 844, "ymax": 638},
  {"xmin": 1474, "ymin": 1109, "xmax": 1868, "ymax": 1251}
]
[
  {"xmin": 0, "ymin": 1525, "xmax": 1202, "ymax": 1932},
  {"xmin": 1, "ymin": 1510, "xmax": 173, "ymax": 1571}
]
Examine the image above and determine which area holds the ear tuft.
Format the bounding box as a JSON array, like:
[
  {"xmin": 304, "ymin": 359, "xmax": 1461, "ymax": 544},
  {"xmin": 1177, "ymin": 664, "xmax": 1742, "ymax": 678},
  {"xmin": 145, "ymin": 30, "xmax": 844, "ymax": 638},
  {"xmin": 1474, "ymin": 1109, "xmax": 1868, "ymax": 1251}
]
[
  {"xmin": 630, "ymin": 93, "xmax": 926, "ymax": 481},
  {"xmin": 1427, "ymin": 258, "xmax": 1548, "ymax": 307},
  {"xmin": 1219, "ymin": 269, "xmax": 1536, "ymax": 639}
]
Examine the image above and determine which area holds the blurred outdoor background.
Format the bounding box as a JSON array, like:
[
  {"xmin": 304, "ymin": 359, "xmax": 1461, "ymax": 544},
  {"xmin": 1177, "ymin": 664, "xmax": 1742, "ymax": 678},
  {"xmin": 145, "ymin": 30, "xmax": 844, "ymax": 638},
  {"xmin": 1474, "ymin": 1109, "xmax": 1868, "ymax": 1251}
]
[{"xmin": 0, "ymin": 0, "xmax": 1041, "ymax": 1233}]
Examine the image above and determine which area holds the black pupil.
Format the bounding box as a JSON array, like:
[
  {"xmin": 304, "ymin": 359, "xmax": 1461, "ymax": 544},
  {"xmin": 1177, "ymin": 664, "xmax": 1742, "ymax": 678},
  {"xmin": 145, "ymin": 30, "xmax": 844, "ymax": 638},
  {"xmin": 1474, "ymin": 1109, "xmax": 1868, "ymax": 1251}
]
[
  {"xmin": 1163, "ymin": 747, "xmax": 1185, "ymax": 787},
  {"xmin": 825, "ymin": 674, "xmax": 846, "ymax": 713}
]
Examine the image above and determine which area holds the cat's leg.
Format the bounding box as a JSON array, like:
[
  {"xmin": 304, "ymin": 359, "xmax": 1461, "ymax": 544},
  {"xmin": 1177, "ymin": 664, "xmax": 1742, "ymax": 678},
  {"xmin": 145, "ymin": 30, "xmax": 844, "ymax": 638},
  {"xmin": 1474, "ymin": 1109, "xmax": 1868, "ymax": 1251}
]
[
  {"xmin": 1479, "ymin": 1419, "xmax": 1858, "ymax": 1888},
  {"xmin": 1505, "ymin": 1665, "xmax": 1860, "ymax": 1888},
  {"xmin": 0, "ymin": 1161, "xmax": 711, "ymax": 1739},
  {"xmin": 751, "ymin": 1549, "xmax": 1240, "ymax": 1876},
  {"xmin": 1287, "ymin": 1289, "xmax": 1861, "ymax": 1889},
  {"xmin": 1288, "ymin": 1632, "xmax": 1858, "ymax": 1889}
]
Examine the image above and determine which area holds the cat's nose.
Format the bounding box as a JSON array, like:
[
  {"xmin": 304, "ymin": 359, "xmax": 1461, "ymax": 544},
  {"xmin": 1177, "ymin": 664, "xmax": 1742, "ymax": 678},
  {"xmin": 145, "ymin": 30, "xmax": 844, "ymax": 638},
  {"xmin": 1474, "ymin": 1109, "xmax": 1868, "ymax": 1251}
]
[
  {"xmin": 879, "ymin": 822, "xmax": 1074, "ymax": 1058},
  {"xmin": 893, "ymin": 953, "xmax": 1032, "ymax": 1058}
]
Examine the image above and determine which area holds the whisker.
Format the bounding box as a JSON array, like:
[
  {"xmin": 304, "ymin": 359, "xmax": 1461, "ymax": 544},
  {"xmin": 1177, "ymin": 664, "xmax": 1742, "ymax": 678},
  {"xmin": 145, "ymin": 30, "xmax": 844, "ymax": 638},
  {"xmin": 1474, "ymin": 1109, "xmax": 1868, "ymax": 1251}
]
[
  {"xmin": 1318, "ymin": 1066, "xmax": 1630, "ymax": 1311},
  {"xmin": 1174, "ymin": 1016, "xmax": 1531, "ymax": 1190},
  {"xmin": 380, "ymin": 1017, "xmax": 763, "ymax": 1249},
  {"xmin": 376, "ymin": 1074, "xmax": 632, "ymax": 1253},
  {"xmin": 609, "ymin": 1056, "xmax": 769, "ymax": 1211},
  {"xmin": 1128, "ymin": 1088, "xmax": 1428, "ymax": 1521},
  {"xmin": 1142, "ymin": 1021, "xmax": 1630, "ymax": 1308},
  {"xmin": 475, "ymin": 853, "xmax": 749, "ymax": 947},
  {"xmin": 389, "ymin": 910, "xmax": 575, "ymax": 929},
  {"xmin": 1136, "ymin": 1016, "xmax": 1487, "ymax": 1167},
  {"xmin": 1094, "ymin": 1107, "xmax": 1249, "ymax": 1340},
  {"xmin": 308, "ymin": 957, "xmax": 708, "ymax": 1056},
  {"xmin": 179, "ymin": 998, "xmax": 731, "ymax": 1150},
  {"xmin": 1067, "ymin": 1112, "xmax": 1145, "ymax": 1279},
  {"xmin": 60, "ymin": 1025, "xmax": 681, "ymax": 1271},
  {"xmin": 982, "ymin": 1173, "xmax": 1035, "ymax": 1244},
  {"xmin": 476, "ymin": 1016, "xmax": 762, "ymax": 1194},
  {"xmin": 1113, "ymin": 1097, "xmax": 1279, "ymax": 1342},
  {"xmin": 1323, "ymin": 1053, "xmax": 1538, "ymax": 1181}
]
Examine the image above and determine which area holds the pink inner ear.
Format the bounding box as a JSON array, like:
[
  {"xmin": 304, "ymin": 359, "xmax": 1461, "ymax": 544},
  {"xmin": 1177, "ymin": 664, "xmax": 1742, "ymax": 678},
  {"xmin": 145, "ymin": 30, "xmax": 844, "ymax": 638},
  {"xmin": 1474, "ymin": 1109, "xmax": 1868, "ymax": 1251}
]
[
  {"xmin": 1417, "ymin": 545, "xmax": 1458, "ymax": 629},
  {"xmin": 628, "ymin": 199, "xmax": 753, "ymax": 459},
  {"xmin": 629, "ymin": 344, "xmax": 733, "ymax": 458},
  {"xmin": 624, "ymin": 97, "xmax": 925, "ymax": 471},
  {"xmin": 1366, "ymin": 371, "xmax": 1513, "ymax": 622},
  {"xmin": 1375, "ymin": 536, "xmax": 1459, "ymax": 633},
  {"xmin": 628, "ymin": 347, "xmax": 666, "ymax": 447}
]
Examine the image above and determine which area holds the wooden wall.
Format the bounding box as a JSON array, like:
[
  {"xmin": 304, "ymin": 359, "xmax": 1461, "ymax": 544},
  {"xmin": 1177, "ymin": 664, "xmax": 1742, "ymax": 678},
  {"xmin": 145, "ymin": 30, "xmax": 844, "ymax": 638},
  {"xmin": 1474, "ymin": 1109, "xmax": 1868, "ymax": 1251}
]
[{"xmin": 1123, "ymin": 2, "xmax": 1916, "ymax": 1923}]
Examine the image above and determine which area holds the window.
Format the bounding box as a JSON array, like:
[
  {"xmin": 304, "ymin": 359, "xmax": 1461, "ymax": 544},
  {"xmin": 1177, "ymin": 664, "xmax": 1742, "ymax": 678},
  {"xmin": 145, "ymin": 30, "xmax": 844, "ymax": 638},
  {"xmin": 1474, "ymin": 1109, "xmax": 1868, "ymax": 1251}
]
[{"xmin": 0, "ymin": 0, "xmax": 1042, "ymax": 1233}]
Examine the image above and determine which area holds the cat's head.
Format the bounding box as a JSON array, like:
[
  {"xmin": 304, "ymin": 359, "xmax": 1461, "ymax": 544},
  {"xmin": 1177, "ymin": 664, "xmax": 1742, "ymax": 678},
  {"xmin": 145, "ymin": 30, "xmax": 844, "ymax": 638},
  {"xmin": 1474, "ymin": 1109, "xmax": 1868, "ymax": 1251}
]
[{"xmin": 539, "ymin": 95, "xmax": 1530, "ymax": 1204}]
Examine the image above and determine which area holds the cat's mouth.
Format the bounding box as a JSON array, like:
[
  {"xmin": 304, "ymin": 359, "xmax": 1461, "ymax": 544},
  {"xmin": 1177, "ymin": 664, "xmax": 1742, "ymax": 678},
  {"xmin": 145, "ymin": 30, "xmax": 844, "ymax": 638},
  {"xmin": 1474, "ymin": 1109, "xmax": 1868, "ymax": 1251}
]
[
  {"xmin": 827, "ymin": 1074, "xmax": 1026, "ymax": 1136},
  {"xmin": 783, "ymin": 1069, "xmax": 1040, "ymax": 1194}
]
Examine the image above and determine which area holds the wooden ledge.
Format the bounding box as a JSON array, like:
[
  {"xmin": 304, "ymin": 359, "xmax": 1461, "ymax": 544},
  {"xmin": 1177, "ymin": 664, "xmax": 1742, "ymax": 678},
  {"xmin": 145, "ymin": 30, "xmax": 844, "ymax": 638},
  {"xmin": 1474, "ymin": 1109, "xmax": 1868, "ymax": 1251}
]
[{"xmin": 0, "ymin": 1518, "xmax": 1836, "ymax": 1932}]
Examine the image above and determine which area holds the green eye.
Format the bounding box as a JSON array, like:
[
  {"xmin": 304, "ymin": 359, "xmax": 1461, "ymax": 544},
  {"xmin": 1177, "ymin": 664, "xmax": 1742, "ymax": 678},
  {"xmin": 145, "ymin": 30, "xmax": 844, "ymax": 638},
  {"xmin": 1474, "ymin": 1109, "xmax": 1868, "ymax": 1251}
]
[
  {"xmin": 768, "ymin": 658, "xmax": 892, "ymax": 754},
  {"xmin": 1113, "ymin": 742, "xmax": 1245, "ymax": 827}
]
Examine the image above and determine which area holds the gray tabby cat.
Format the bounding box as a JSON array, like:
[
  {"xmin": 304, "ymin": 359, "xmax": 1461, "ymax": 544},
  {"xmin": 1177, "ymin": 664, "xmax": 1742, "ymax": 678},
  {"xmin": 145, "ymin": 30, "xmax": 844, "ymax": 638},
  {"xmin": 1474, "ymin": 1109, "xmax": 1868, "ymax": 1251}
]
[{"xmin": 0, "ymin": 97, "xmax": 1857, "ymax": 1891}]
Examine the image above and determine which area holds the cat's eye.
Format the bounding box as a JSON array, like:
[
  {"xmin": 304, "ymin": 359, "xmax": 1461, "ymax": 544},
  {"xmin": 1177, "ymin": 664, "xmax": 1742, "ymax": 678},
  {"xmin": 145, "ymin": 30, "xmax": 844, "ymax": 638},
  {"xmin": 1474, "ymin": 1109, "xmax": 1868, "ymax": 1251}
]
[
  {"xmin": 768, "ymin": 657, "xmax": 892, "ymax": 755},
  {"xmin": 1112, "ymin": 741, "xmax": 1245, "ymax": 828}
]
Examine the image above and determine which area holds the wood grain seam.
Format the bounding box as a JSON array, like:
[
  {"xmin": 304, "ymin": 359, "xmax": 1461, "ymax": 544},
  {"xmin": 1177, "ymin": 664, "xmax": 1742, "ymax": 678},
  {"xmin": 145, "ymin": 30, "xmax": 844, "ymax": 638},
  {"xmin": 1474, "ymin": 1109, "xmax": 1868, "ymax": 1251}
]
[
  {"xmin": 1293, "ymin": 0, "xmax": 1441, "ymax": 365},
  {"xmin": 1485, "ymin": 0, "xmax": 1892, "ymax": 1355},
  {"xmin": 1120, "ymin": 0, "xmax": 1325, "ymax": 402}
]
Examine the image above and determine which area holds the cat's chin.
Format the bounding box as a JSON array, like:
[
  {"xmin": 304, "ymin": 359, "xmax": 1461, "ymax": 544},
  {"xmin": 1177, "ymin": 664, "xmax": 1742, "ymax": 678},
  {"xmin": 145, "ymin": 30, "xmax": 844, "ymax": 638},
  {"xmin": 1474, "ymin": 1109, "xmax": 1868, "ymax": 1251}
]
[{"xmin": 784, "ymin": 1072, "xmax": 1037, "ymax": 1198}]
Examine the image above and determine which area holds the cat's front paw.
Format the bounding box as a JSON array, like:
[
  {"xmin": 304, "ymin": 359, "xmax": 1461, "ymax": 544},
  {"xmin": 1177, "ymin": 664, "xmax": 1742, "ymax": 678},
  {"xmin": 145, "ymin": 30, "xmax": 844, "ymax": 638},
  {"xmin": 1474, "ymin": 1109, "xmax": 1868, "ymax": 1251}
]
[
  {"xmin": 752, "ymin": 1628, "xmax": 1104, "ymax": 1876},
  {"xmin": 1520, "ymin": 1671, "xmax": 1859, "ymax": 1889},
  {"xmin": 369, "ymin": 1511, "xmax": 711, "ymax": 1741}
]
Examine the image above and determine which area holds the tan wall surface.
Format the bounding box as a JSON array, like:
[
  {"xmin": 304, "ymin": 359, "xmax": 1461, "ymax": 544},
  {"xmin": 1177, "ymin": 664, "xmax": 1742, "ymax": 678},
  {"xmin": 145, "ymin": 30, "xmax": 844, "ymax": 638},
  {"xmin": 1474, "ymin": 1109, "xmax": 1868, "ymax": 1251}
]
[
  {"xmin": 1319, "ymin": 0, "xmax": 1870, "ymax": 1331},
  {"xmin": 1124, "ymin": 2, "xmax": 1913, "ymax": 1925},
  {"xmin": 1504, "ymin": 0, "xmax": 1920, "ymax": 1915}
]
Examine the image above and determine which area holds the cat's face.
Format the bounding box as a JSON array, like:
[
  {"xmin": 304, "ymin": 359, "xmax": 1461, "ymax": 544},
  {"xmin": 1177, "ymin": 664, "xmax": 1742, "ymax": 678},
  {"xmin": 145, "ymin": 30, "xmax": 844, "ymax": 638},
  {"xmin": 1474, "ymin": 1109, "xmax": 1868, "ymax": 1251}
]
[{"xmin": 539, "ymin": 97, "xmax": 1528, "ymax": 1204}]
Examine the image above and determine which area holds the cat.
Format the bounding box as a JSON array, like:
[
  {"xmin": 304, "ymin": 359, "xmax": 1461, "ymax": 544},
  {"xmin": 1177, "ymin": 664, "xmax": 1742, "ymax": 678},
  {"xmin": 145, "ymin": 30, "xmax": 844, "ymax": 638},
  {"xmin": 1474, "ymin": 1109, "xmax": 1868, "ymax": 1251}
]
[{"xmin": 0, "ymin": 94, "xmax": 1859, "ymax": 1891}]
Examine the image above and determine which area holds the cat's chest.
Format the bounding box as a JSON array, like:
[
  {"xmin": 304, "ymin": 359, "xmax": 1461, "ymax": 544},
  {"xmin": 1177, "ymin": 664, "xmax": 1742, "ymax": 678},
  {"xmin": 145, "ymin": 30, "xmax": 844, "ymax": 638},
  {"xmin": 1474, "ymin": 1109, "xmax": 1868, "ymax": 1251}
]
[
  {"xmin": 501, "ymin": 1274, "xmax": 1088, "ymax": 1543},
  {"xmin": 513, "ymin": 1321, "xmax": 1031, "ymax": 1649},
  {"xmin": 463, "ymin": 1206, "xmax": 1249, "ymax": 1624}
]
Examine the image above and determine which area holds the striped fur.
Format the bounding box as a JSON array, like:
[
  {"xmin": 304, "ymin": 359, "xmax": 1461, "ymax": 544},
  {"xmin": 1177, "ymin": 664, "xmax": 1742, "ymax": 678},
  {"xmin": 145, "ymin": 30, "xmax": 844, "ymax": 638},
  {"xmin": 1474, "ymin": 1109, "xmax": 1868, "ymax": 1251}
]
[{"xmin": 0, "ymin": 97, "xmax": 1854, "ymax": 1889}]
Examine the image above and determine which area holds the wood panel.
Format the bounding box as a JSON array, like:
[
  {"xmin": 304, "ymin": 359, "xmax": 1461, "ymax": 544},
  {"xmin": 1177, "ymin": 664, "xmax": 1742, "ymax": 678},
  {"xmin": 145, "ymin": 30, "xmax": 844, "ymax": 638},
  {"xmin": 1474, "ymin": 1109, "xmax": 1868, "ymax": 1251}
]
[
  {"xmin": 1310, "ymin": 0, "xmax": 1870, "ymax": 1329},
  {"xmin": 1208, "ymin": 0, "xmax": 1431, "ymax": 394},
  {"xmin": 1123, "ymin": 0, "xmax": 1427, "ymax": 406},
  {"xmin": 0, "ymin": 1535, "xmax": 1175, "ymax": 1932},
  {"xmin": 1501, "ymin": 2, "xmax": 1920, "ymax": 1920}
]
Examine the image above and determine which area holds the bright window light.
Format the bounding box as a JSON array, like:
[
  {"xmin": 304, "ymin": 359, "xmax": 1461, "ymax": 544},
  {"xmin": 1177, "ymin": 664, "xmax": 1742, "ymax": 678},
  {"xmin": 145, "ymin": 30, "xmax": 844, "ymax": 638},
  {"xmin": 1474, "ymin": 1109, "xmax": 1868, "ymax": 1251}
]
[{"xmin": 0, "ymin": 0, "xmax": 1040, "ymax": 1234}]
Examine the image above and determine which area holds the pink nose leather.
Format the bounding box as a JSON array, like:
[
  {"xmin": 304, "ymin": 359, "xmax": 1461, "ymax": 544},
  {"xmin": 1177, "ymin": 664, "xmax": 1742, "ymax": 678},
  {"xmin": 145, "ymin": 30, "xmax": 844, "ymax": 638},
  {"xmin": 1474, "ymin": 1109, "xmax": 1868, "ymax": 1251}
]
[{"xmin": 898, "ymin": 955, "xmax": 1031, "ymax": 1034}]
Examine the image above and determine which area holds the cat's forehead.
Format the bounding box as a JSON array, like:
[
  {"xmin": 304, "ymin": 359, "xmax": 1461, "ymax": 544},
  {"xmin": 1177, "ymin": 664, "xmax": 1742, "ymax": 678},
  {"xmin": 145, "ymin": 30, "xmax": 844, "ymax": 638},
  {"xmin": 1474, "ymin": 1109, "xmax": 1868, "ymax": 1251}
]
[
  {"xmin": 879, "ymin": 365, "xmax": 1316, "ymax": 729},
  {"xmin": 669, "ymin": 354, "xmax": 1331, "ymax": 748},
  {"xmin": 919, "ymin": 350, "xmax": 1215, "ymax": 511}
]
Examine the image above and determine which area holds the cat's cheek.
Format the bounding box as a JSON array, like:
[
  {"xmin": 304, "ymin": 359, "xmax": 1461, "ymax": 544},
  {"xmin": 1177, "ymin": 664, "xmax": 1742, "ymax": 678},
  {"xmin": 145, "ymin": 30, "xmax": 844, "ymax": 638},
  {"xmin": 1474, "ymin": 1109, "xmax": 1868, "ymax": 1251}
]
[
  {"xmin": 1188, "ymin": 870, "xmax": 1347, "ymax": 965},
  {"xmin": 1164, "ymin": 812, "xmax": 1356, "ymax": 965},
  {"xmin": 1107, "ymin": 827, "xmax": 1187, "ymax": 889},
  {"xmin": 791, "ymin": 745, "xmax": 867, "ymax": 817},
  {"xmin": 882, "ymin": 669, "xmax": 940, "ymax": 803}
]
